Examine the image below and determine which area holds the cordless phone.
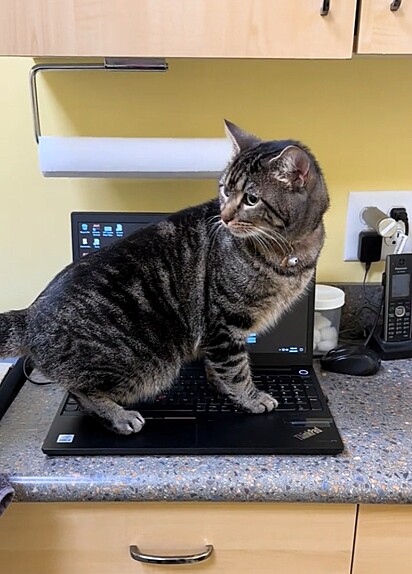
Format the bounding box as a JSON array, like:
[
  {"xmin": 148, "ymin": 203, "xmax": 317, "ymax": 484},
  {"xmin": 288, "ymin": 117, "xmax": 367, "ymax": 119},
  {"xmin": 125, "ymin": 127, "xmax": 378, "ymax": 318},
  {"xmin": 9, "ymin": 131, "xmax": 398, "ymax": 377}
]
[{"xmin": 383, "ymin": 253, "xmax": 412, "ymax": 342}]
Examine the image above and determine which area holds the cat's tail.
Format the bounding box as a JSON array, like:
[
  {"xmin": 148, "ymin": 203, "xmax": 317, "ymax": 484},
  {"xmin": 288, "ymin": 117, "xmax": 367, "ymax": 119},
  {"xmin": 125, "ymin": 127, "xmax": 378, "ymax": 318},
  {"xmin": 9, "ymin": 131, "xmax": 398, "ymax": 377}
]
[{"xmin": 0, "ymin": 309, "xmax": 28, "ymax": 358}]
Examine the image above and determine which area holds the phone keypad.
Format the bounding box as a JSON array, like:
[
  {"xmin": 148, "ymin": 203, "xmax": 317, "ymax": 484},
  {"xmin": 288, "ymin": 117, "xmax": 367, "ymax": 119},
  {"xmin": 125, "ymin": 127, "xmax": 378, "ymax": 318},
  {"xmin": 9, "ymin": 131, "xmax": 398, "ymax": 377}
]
[{"xmin": 387, "ymin": 301, "xmax": 411, "ymax": 340}]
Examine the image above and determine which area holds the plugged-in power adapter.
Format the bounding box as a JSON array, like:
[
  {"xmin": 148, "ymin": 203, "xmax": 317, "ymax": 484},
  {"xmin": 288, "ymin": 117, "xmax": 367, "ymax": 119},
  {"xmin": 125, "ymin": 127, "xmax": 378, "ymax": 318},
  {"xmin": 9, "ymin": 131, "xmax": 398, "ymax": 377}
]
[
  {"xmin": 358, "ymin": 230, "xmax": 382, "ymax": 264},
  {"xmin": 380, "ymin": 207, "xmax": 409, "ymax": 259},
  {"xmin": 390, "ymin": 207, "xmax": 409, "ymax": 236}
]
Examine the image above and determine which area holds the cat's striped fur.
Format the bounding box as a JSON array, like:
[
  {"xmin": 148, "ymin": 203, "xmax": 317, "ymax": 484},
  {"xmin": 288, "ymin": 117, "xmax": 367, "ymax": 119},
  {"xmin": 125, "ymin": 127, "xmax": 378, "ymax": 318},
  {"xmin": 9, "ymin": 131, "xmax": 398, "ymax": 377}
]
[{"xmin": 0, "ymin": 121, "xmax": 329, "ymax": 434}]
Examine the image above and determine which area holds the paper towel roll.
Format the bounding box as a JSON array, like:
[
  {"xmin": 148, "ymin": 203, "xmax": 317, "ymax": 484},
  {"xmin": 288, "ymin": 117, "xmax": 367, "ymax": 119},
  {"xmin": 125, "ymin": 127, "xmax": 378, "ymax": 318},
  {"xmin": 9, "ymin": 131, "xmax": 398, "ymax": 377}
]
[{"xmin": 38, "ymin": 136, "xmax": 233, "ymax": 179}]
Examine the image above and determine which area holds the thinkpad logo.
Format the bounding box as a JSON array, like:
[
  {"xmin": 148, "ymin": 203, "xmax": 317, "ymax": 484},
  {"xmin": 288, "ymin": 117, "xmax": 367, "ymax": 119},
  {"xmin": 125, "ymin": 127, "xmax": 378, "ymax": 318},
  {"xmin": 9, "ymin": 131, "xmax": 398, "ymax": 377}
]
[{"xmin": 294, "ymin": 427, "xmax": 323, "ymax": 441}]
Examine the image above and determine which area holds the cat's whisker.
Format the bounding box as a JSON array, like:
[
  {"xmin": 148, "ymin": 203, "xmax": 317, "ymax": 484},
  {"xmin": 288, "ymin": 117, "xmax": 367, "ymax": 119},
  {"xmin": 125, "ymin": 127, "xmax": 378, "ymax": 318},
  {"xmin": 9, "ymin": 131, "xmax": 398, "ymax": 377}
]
[
  {"xmin": 258, "ymin": 226, "xmax": 291, "ymax": 250},
  {"xmin": 208, "ymin": 219, "xmax": 224, "ymax": 252},
  {"xmin": 255, "ymin": 227, "xmax": 290, "ymax": 256},
  {"xmin": 258, "ymin": 226, "xmax": 293, "ymax": 254},
  {"xmin": 259, "ymin": 234, "xmax": 276, "ymax": 259},
  {"xmin": 255, "ymin": 237, "xmax": 271, "ymax": 258},
  {"xmin": 207, "ymin": 214, "xmax": 222, "ymax": 225},
  {"xmin": 247, "ymin": 231, "xmax": 261, "ymax": 256},
  {"xmin": 227, "ymin": 222, "xmax": 285, "ymax": 256},
  {"xmin": 249, "ymin": 230, "xmax": 272, "ymax": 259}
]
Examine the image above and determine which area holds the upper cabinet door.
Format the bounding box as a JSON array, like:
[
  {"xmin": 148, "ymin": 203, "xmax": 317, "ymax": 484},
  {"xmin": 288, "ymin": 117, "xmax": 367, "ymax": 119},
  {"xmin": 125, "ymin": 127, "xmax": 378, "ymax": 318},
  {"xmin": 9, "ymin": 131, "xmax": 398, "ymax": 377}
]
[
  {"xmin": 357, "ymin": 0, "xmax": 412, "ymax": 54},
  {"xmin": 1, "ymin": 0, "xmax": 357, "ymax": 59}
]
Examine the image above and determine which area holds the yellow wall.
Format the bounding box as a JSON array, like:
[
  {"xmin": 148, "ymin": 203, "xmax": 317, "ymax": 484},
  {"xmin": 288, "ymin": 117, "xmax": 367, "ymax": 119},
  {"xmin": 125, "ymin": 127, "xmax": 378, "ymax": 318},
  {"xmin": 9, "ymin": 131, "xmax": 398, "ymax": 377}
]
[{"xmin": 1, "ymin": 56, "xmax": 412, "ymax": 311}]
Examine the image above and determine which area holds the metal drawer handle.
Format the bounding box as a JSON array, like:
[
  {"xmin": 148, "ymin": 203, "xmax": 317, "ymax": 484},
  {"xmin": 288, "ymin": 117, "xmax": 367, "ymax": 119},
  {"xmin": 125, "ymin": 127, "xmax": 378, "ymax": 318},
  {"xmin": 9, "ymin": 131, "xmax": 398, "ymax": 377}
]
[
  {"xmin": 129, "ymin": 544, "xmax": 214, "ymax": 565},
  {"xmin": 390, "ymin": 0, "xmax": 402, "ymax": 10},
  {"xmin": 320, "ymin": 0, "xmax": 330, "ymax": 16}
]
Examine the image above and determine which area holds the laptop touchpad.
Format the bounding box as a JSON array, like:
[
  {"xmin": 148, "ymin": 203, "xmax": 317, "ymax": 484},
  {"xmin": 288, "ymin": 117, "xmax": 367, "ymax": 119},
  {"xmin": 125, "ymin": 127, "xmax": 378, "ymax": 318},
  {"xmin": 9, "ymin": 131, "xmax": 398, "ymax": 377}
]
[
  {"xmin": 134, "ymin": 419, "xmax": 197, "ymax": 447},
  {"xmin": 196, "ymin": 415, "xmax": 281, "ymax": 448}
]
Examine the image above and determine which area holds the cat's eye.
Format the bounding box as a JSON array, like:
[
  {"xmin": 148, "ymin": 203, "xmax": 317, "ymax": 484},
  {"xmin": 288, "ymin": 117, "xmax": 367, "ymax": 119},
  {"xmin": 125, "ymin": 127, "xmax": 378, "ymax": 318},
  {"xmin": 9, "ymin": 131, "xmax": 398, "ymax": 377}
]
[
  {"xmin": 219, "ymin": 185, "xmax": 229, "ymax": 198},
  {"xmin": 243, "ymin": 193, "xmax": 260, "ymax": 207}
]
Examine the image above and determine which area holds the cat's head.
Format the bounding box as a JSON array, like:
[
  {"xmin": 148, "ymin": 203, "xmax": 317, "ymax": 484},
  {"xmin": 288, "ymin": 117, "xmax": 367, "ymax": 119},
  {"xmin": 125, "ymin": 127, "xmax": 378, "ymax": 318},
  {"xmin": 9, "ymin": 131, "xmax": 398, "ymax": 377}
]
[{"xmin": 218, "ymin": 120, "xmax": 329, "ymax": 244}]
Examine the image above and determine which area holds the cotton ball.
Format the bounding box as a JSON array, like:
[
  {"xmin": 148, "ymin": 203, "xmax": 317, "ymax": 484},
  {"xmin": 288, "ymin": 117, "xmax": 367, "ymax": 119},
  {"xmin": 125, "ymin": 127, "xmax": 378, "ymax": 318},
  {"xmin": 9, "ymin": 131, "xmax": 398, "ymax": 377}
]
[
  {"xmin": 317, "ymin": 339, "xmax": 336, "ymax": 352},
  {"xmin": 320, "ymin": 326, "xmax": 338, "ymax": 343},
  {"xmin": 314, "ymin": 312, "xmax": 322, "ymax": 327},
  {"xmin": 313, "ymin": 328, "xmax": 321, "ymax": 351},
  {"xmin": 314, "ymin": 313, "xmax": 331, "ymax": 330}
]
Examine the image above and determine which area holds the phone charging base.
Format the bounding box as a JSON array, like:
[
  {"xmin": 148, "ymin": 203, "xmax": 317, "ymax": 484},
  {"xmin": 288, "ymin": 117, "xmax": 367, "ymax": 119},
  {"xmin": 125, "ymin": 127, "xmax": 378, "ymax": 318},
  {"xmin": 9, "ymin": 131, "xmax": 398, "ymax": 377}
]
[{"xmin": 370, "ymin": 328, "xmax": 412, "ymax": 360}]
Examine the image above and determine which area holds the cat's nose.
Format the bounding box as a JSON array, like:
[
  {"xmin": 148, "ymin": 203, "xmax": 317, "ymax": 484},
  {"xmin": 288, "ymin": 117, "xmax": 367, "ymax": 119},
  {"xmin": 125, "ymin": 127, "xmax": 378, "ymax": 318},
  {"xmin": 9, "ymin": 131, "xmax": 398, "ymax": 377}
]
[{"xmin": 221, "ymin": 207, "xmax": 233, "ymax": 225}]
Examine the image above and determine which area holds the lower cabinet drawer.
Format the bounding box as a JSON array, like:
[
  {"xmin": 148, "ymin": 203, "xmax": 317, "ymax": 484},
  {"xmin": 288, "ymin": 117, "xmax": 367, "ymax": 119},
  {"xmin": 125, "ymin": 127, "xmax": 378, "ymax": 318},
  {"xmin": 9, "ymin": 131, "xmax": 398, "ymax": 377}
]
[
  {"xmin": 0, "ymin": 502, "xmax": 356, "ymax": 574},
  {"xmin": 352, "ymin": 505, "xmax": 412, "ymax": 574}
]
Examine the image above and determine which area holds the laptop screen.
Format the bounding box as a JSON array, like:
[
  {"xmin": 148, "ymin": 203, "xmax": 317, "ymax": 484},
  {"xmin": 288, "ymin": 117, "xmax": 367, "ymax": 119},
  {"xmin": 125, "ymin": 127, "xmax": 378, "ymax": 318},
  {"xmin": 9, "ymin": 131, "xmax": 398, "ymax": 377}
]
[{"xmin": 71, "ymin": 212, "xmax": 315, "ymax": 367}]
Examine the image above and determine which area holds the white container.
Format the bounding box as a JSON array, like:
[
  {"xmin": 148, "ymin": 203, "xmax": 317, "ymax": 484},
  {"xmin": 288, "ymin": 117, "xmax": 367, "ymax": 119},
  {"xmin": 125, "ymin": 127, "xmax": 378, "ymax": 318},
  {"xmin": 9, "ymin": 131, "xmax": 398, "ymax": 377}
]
[{"xmin": 314, "ymin": 285, "xmax": 345, "ymax": 355}]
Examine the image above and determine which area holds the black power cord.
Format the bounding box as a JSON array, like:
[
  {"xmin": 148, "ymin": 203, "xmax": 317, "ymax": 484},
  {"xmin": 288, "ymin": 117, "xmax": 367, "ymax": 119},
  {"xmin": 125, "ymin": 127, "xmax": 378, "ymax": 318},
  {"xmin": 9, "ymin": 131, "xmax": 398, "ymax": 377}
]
[
  {"xmin": 363, "ymin": 290, "xmax": 385, "ymax": 348},
  {"xmin": 23, "ymin": 357, "xmax": 53, "ymax": 385}
]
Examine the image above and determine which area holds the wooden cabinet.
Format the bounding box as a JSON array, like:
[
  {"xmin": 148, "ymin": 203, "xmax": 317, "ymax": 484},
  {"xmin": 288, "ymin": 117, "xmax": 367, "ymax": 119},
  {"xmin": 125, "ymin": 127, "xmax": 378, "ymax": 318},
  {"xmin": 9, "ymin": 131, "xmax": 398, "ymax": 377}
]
[
  {"xmin": 2, "ymin": 501, "xmax": 412, "ymax": 573},
  {"xmin": 357, "ymin": 0, "xmax": 412, "ymax": 54},
  {"xmin": 352, "ymin": 505, "xmax": 412, "ymax": 574},
  {"xmin": 4, "ymin": 1, "xmax": 412, "ymax": 59},
  {"xmin": 0, "ymin": 1, "xmax": 357, "ymax": 59},
  {"xmin": 0, "ymin": 502, "xmax": 356, "ymax": 574}
]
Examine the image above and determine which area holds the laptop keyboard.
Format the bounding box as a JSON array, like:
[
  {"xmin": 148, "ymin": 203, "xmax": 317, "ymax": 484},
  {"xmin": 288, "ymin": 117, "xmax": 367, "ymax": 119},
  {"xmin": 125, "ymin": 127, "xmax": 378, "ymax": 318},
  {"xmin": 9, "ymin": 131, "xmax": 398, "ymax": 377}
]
[{"xmin": 61, "ymin": 371, "xmax": 323, "ymax": 416}]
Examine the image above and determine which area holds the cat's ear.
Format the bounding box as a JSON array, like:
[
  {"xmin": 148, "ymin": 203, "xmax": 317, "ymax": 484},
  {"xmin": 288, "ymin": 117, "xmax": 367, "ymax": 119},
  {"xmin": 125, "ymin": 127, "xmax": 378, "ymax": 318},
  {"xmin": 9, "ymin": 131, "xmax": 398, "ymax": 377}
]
[
  {"xmin": 268, "ymin": 146, "xmax": 311, "ymax": 189},
  {"xmin": 224, "ymin": 120, "xmax": 261, "ymax": 154}
]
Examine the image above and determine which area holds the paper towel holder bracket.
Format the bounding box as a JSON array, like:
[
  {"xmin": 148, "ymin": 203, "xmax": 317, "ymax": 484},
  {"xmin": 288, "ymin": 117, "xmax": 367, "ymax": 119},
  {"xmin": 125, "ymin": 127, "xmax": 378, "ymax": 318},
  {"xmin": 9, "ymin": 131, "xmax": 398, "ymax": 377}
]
[{"xmin": 29, "ymin": 58, "xmax": 168, "ymax": 143}]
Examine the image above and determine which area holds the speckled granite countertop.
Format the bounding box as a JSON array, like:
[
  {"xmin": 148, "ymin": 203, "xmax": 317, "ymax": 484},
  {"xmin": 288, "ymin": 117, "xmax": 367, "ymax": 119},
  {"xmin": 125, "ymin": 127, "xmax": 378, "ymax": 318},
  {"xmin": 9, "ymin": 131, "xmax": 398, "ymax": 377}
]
[{"xmin": 0, "ymin": 360, "xmax": 411, "ymax": 504}]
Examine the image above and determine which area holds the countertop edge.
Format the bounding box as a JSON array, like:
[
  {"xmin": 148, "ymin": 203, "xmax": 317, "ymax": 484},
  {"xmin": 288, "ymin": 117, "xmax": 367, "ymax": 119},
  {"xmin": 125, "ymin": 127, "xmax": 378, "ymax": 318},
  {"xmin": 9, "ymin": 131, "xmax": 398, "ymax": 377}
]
[{"xmin": 10, "ymin": 479, "xmax": 412, "ymax": 505}]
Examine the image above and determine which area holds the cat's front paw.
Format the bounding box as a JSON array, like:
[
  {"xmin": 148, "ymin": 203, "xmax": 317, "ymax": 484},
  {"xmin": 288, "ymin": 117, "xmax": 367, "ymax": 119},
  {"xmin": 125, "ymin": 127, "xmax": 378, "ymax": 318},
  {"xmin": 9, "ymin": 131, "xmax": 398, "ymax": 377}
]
[
  {"xmin": 111, "ymin": 409, "xmax": 145, "ymax": 435},
  {"xmin": 239, "ymin": 391, "xmax": 279, "ymax": 414}
]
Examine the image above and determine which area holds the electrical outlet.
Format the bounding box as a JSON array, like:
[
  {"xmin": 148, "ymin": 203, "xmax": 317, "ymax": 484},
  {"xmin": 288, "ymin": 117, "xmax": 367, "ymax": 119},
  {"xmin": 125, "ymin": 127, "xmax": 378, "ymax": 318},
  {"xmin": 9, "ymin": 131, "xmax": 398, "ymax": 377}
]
[
  {"xmin": 381, "ymin": 226, "xmax": 405, "ymax": 260},
  {"xmin": 344, "ymin": 191, "xmax": 412, "ymax": 261}
]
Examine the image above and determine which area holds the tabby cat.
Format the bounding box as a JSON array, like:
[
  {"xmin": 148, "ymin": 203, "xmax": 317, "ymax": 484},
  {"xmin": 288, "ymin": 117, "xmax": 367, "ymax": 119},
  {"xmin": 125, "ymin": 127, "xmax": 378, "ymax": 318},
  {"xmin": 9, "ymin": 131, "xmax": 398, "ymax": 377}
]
[{"xmin": 0, "ymin": 121, "xmax": 329, "ymax": 434}]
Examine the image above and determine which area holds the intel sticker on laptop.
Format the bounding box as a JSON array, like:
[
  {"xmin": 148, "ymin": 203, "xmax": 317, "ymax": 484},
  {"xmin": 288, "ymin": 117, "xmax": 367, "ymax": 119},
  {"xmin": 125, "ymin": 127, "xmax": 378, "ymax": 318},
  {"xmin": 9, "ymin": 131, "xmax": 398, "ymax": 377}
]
[{"xmin": 57, "ymin": 434, "xmax": 75, "ymax": 443}]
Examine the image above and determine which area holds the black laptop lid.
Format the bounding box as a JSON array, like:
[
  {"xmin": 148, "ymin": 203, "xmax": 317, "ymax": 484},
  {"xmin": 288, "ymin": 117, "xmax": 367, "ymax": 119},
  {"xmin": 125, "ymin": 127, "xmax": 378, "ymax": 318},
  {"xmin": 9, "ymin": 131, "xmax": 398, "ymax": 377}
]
[{"xmin": 71, "ymin": 212, "xmax": 315, "ymax": 368}]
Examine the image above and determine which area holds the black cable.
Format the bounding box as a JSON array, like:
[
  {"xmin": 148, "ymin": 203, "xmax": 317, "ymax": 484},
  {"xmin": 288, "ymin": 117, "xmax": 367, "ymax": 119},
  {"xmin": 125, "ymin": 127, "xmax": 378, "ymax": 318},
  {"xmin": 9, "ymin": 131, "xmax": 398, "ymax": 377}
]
[
  {"xmin": 339, "ymin": 305, "xmax": 380, "ymax": 343},
  {"xmin": 361, "ymin": 259, "xmax": 385, "ymax": 347},
  {"xmin": 363, "ymin": 290, "xmax": 384, "ymax": 348},
  {"xmin": 23, "ymin": 356, "xmax": 53, "ymax": 385},
  {"xmin": 362, "ymin": 262, "xmax": 379, "ymax": 310}
]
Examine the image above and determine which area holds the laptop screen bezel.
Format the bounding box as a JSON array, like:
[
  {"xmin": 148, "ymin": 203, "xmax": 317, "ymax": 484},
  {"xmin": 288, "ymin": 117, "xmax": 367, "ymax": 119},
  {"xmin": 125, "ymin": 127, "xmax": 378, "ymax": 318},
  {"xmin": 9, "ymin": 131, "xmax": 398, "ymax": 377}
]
[{"xmin": 71, "ymin": 211, "xmax": 315, "ymax": 368}]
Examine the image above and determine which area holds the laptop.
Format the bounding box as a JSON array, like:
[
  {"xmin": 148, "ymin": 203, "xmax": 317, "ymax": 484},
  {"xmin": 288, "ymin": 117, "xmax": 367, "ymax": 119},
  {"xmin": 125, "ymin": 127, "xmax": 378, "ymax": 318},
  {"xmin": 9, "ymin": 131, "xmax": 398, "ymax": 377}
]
[
  {"xmin": 0, "ymin": 358, "xmax": 32, "ymax": 421},
  {"xmin": 42, "ymin": 211, "xmax": 344, "ymax": 456}
]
